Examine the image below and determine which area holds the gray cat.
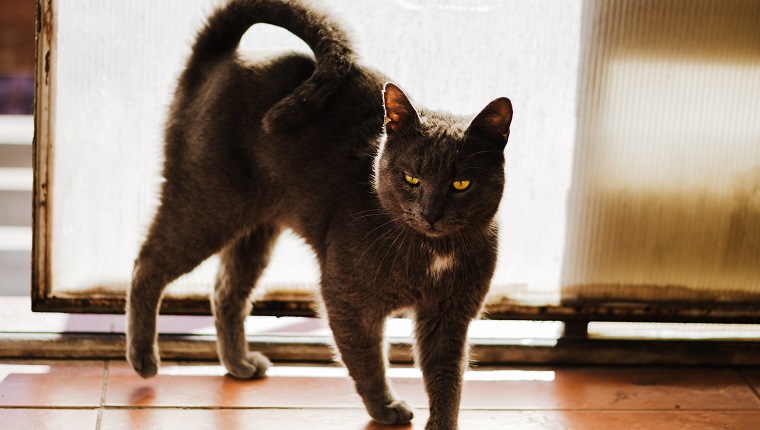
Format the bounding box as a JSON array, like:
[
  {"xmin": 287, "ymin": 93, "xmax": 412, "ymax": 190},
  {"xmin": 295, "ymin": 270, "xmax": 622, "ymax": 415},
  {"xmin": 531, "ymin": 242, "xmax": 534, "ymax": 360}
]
[{"xmin": 126, "ymin": 0, "xmax": 512, "ymax": 428}]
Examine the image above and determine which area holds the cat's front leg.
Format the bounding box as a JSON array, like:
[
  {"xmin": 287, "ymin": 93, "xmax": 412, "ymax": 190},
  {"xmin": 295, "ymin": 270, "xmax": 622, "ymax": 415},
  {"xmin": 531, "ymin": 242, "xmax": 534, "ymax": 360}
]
[
  {"xmin": 323, "ymin": 299, "xmax": 414, "ymax": 426},
  {"xmin": 414, "ymin": 307, "xmax": 473, "ymax": 430}
]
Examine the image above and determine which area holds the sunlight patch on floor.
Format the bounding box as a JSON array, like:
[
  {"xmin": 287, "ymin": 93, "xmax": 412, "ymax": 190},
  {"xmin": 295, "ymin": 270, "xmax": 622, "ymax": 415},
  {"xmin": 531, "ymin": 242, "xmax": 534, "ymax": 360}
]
[{"xmin": 158, "ymin": 365, "xmax": 556, "ymax": 382}]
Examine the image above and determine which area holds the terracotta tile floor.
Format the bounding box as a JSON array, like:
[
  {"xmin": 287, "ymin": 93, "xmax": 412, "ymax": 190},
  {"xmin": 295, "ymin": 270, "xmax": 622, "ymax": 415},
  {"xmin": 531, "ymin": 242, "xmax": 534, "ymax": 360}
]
[{"xmin": 2, "ymin": 361, "xmax": 760, "ymax": 429}]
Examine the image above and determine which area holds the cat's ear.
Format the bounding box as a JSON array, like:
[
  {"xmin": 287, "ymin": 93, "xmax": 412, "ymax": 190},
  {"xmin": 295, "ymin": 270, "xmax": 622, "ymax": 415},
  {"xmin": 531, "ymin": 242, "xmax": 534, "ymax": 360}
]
[
  {"xmin": 383, "ymin": 83, "xmax": 419, "ymax": 134},
  {"xmin": 467, "ymin": 97, "xmax": 513, "ymax": 147}
]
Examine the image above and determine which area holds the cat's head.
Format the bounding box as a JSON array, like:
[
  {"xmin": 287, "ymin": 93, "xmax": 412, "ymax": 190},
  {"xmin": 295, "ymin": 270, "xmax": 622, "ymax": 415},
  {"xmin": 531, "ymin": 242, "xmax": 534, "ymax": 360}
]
[{"xmin": 374, "ymin": 83, "xmax": 512, "ymax": 239}]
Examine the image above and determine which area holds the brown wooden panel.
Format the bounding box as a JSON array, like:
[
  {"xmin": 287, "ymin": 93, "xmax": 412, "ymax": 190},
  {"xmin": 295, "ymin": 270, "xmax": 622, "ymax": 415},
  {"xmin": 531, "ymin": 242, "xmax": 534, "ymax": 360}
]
[{"xmin": 0, "ymin": 0, "xmax": 36, "ymax": 73}]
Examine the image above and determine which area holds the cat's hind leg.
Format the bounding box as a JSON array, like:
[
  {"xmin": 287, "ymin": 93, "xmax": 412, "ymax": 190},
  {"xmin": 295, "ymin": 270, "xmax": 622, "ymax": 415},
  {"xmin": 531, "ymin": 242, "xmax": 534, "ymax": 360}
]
[
  {"xmin": 212, "ymin": 225, "xmax": 280, "ymax": 379},
  {"xmin": 127, "ymin": 195, "xmax": 243, "ymax": 378},
  {"xmin": 323, "ymin": 297, "xmax": 414, "ymax": 425}
]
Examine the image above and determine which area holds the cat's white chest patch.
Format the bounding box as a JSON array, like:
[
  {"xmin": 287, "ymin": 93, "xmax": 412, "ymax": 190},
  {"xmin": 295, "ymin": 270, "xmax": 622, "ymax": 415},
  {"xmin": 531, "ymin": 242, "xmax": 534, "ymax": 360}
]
[{"xmin": 429, "ymin": 252, "xmax": 455, "ymax": 278}]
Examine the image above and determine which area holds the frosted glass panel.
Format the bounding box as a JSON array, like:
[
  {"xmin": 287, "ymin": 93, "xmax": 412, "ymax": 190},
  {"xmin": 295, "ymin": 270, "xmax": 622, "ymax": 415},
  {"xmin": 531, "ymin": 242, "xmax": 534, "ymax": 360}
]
[
  {"xmin": 563, "ymin": 0, "xmax": 760, "ymax": 302},
  {"xmin": 48, "ymin": 1, "xmax": 582, "ymax": 304}
]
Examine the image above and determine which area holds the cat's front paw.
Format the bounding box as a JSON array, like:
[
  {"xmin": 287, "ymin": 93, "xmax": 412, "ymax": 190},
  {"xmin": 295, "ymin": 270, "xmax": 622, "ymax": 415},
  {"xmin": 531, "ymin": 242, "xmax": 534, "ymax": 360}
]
[
  {"xmin": 369, "ymin": 399, "xmax": 414, "ymax": 426},
  {"xmin": 424, "ymin": 419, "xmax": 457, "ymax": 430},
  {"xmin": 223, "ymin": 352, "xmax": 271, "ymax": 379},
  {"xmin": 127, "ymin": 343, "xmax": 160, "ymax": 379}
]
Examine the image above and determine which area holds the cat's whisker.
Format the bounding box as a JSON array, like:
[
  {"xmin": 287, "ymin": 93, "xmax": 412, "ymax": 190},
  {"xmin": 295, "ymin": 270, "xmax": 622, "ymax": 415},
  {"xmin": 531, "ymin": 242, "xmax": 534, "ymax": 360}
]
[
  {"xmin": 347, "ymin": 212, "xmax": 389, "ymax": 226},
  {"xmin": 348, "ymin": 208, "xmax": 408, "ymax": 226},
  {"xmin": 373, "ymin": 226, "xmax": 407, "ymax": 286},
  {"xmin": 353, "ymin": 220, "xmax": 407, "ymax": 273},
  {"xmin": 348, "ymin": 207, "xmax": 405, "ymax": 218},
  {"xmin": 349, "ymin": 209, "xmax": 406, "ymax": 220},
  {"xmin": 390, "ymin": 229, "xmax": 409, "ymax": 278},
  {"xmin": 349, "ymin": 208, "xmax": 385, "ymax": 216},
  {"xmin": 359, "ymin": 217, "xmax": 402, "ymax": 242},
  {"xmin": 457, "ymin": 231, "xmax": 480, "ymax": 277},
  {"xmin": 350, "ymin": 207, "xmax": 404, "ymax": 215},
  {"xmin": 351, "ymin": 223, "xmax": 402, "ymax": 274},
  {"xmin": 371, "ymin": 224, "xmax": 405, "ymax": 264}
]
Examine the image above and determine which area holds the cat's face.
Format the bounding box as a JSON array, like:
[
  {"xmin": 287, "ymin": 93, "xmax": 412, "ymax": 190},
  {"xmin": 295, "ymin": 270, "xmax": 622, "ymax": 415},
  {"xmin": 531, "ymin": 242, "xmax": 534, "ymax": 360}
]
[{"xmin": 374, "ymin": 84, "xmax": 512, "ymax": 238}]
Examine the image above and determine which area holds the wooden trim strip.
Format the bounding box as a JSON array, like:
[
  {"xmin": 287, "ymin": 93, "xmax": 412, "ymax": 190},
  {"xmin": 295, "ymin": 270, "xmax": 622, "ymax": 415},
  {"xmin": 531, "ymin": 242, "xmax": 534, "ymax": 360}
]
[
  {"xmin": 2, "ymin": 333, "xmax": 760, "ymax": 366},
  {"xmin": 31, "ymin": 295, "xmax": 760, "ymax": 324}
]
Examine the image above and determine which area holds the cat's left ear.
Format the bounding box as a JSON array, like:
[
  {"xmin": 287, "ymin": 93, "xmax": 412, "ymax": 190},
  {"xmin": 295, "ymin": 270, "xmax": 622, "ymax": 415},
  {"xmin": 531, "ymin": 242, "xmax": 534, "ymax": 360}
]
[
  {"xmin": 383, "ymin": 83, "xmax": 420, "ymax": 134},
  {"xmin": 467, "ymin": 97, "xmax": 513, "ymax": 147}
]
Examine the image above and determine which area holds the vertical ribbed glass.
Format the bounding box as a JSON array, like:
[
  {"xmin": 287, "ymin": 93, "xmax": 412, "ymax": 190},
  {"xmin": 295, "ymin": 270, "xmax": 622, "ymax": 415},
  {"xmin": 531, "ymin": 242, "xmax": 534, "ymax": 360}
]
[{"xmin": 563, "ymin": 0, "xmax": 760, "ymax": 302}]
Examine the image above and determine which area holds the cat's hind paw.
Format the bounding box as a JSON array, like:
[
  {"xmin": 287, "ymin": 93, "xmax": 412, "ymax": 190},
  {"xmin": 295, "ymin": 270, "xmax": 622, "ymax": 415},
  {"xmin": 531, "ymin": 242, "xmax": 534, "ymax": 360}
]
[
  {"xmin": 370, "ymin": 399, "xmax": 414, "ymax": 426},
  {"xmin": 223, "ymin": 352, "xmax": 271, "ymax": 379},
  {"xmin": 127, "ymin": 344, "xmax": 161, "ymax": 379}
]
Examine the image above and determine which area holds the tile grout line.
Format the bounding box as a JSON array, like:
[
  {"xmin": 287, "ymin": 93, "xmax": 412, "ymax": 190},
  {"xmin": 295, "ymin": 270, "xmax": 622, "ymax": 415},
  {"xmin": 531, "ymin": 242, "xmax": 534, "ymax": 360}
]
[
  {"xmin": 736, "ymin": 368, "xmax": 760, "ymax": 404},
  {"xmin": 95, "ymin": 360, "xmax": 110, "ymax": 430}
]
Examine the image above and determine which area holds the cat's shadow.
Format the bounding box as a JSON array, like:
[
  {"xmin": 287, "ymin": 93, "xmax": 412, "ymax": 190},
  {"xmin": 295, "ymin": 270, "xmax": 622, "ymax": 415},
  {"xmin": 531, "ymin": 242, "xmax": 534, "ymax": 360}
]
[{"xmin": 127, "ymin": 385, "xmax": 156, "ymax": 404}]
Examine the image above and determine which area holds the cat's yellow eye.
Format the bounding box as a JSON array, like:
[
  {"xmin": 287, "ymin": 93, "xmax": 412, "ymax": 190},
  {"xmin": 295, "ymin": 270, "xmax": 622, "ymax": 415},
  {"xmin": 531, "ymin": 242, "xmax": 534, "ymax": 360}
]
[
  {"xmin": 452, "ymin": 180, "xmax": 471, "ymax": 191},
  {"xmin": 404, "ymin": 174, "xmax": 420, "ymax": 186}
]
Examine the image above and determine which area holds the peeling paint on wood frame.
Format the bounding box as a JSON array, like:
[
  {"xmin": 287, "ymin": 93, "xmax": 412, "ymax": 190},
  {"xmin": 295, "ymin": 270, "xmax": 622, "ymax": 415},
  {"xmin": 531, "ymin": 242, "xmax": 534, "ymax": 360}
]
[{"xmin": 32, "ymin": 0, "xmax": 56, "ymax": 307}]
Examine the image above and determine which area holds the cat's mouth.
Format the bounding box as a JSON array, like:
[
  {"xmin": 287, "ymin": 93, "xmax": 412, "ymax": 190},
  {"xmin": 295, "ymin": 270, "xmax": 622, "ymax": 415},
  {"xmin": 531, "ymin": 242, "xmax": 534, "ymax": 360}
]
[
  {"xmin": 407, "ymin": 219, "xmax": 454, "ymax": 238},
  {"xmin": 423, "ymin": 227, "xmax": 447, "ymax": 238}
]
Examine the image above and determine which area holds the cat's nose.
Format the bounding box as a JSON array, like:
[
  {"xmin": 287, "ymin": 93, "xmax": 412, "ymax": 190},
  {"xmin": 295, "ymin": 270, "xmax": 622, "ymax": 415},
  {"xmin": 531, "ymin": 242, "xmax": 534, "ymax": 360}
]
[{"xmin": 422, "ymin": 207, "xmax": 443, "ymax": 227}]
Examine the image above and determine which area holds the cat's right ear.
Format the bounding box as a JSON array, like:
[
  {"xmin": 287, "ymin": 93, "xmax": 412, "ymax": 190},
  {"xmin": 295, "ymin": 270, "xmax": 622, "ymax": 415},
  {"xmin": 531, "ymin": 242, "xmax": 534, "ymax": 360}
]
[{"xmin": 383, "ymin": 83, "xmax": 419, "ymax": 134}]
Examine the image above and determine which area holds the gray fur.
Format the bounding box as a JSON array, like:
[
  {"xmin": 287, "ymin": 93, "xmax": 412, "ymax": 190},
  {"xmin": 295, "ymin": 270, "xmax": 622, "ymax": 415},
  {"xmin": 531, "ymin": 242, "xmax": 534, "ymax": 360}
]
[{"xmin": 126, "ymin": 1, "xmax": 512, "ymax": 429}]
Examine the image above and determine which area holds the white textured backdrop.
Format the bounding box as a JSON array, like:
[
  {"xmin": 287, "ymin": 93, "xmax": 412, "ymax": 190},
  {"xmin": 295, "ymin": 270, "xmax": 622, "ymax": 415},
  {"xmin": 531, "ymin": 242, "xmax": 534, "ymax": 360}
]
[{"xmin": 50, "ymin": 0, "xmax": 582, "ymax": 303}]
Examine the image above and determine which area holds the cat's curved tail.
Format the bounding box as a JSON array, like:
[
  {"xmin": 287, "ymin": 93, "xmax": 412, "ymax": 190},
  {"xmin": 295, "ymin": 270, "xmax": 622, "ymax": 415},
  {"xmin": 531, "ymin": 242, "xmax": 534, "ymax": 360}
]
[{"xmin": 185, "ymin": 0, "xmax": 356, "ymax": 132}]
